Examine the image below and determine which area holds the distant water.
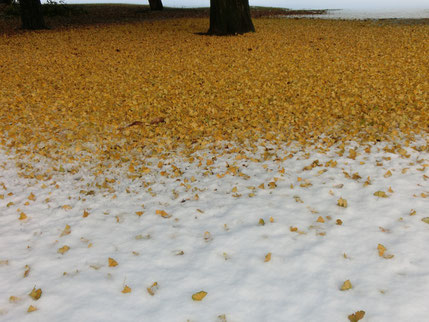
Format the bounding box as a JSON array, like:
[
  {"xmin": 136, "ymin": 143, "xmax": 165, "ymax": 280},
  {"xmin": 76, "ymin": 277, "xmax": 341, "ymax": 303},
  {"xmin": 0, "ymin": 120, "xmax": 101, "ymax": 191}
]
[{"xmin": 285, "ymin": 9, "xmax": 429, "ymax": 19}]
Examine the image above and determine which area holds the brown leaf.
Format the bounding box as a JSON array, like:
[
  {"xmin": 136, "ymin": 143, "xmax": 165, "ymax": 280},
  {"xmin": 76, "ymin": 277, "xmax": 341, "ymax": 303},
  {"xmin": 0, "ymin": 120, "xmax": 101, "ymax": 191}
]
[
  {"xmin": 348, "ymin": 310, "xmax": 365, "ymax": 322},
  {"xmin": 29, "ymin": 287, "xmax": 42, "ymax": 300}
]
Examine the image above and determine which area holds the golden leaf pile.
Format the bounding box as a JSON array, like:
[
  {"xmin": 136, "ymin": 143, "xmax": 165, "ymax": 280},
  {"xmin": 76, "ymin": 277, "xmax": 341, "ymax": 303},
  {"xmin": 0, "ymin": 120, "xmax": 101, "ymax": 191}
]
[{"xmin": 0, "ymin": 18, "xmax": 427, "ymax": 173}]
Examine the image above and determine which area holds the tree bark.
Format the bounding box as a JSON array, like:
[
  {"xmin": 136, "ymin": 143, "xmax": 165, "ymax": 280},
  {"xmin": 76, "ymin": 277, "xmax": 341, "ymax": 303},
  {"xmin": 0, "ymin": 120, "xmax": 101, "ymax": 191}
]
[
  {"xmin": 208, "ymin": 0, "xmax": 255, "ymax": 35},
  {"xmin": 19, "ymin": 0, "xmax": 46, "ymax": 30},
  {"xmin": 149, "ymin": 0, "xmax": 163, "ymax": 11}
]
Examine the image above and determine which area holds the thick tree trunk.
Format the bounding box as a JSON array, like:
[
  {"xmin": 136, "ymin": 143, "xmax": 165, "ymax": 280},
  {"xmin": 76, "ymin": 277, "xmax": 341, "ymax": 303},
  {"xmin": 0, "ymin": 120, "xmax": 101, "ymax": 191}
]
[
  {"xmin": 19, "ymin": 0, "xmax": 46, "ymax": 30},
  {"xmin": 149, "ymin": 0, "xmax": 163, "ymax": 11},
  {"xmin": 208, "ymin": 0, "xmax": 255, "ymax": 35}
]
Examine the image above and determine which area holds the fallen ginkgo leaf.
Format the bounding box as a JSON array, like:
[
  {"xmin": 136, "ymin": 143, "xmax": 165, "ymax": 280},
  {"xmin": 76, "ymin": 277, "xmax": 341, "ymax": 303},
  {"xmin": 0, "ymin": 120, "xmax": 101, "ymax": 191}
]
[
  {"xmin": 192, "ymin": 291, "xmax": 207, "ymax": 301},
  {"xmin": 340, "ymin": 280, "xmax": 352, "ymax": 291},
  {"xmin": 348, "ymin": 310, "xmax": 365, "ymax": 322},
  {"xmin": 155, "ymin": 210, "xmax": 171, "ymax": 218},
  {"xmin": 122, "ymin": 285, "xmax": 131, "ymax": 293},
  {"xmin": 29, "ymin": 287, "xmax": 42, "ymax": 300},
  {"xmin": 57, "ymin": 246, "xmax": 70, "ymax": 254},
  {"xmin": 108, "ymin": 257, "xmax": 118, "ymax": 267}
]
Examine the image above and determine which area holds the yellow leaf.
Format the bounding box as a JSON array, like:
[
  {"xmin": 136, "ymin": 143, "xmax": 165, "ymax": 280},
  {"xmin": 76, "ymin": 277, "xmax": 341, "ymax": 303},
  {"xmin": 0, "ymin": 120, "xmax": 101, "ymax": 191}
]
[
  {"xmin": 258, "ymin": 218, "xmax": 265, "ymax": 226},
  {"xmin": 384, "ymin": 170, "xmax": 392, "ymax": 178},
  {"xmin": 155, "ymin": 210, "xmax": 171, "ymax": 218},
  {"xmin": 348, "ymin": 310, "xmax": 365, "ymax": 322},
  {"xmin": 316, "ymin": 216, "xmax": 325, "ymax": 223},
  {"xmin": 337, "ymin": 198, "xmax": 348, "ymax": 208},
  {"xmin": 108, "ymin": 257, "xmax": 118, "ymax": 267},
  {"xmin": 135, "ymin": 211, "xmax": 144, "ymax": 217},
  {"xmin": 147, "ymin": 282, "xmax": 158, "ymax": 296},
  {"xmin": 24, "ymin": 265, "xmax": 30, "ymax": 277},
  {"xmin": 264, "ymin": 252, "xmax": 272, "ymax": 262},
  {"xmin": 60, "ymin": 224, "xmax": 71, "ymax": 237},
  {"xmin": 83, "ymin": 210, "xmax": 89, "ymax": 218},
  {"xmin": 377, "ymin": 243, "xmax": 386, "ymax": 257},
  {"xmin": 57, "ymin": 245, "xmax": 70, "ymax": 254},
  {"xmin": 377, "ymin": 244, "xmax": 394, "ymax": 259},
  {"xmin": 421, "ymin": 217, "xmax": 429, "ymax": 224},
  {"xmin": 340, "ymin": 280, "xmax": 352, "ymax": 291},
  {"xmin": 374, "ymin": 191, "xmax": 388, "ymax": 198},
  {"xmin": 62, "ymin": 205, "xmax": 72, "ymax": 210},
  {"xmin": 9, "ymin": 296, "xmax": 19, "ymax": 303},
  {"xmin": 19, "ymin": 212, "xmax": 27, "ymax": 220},
  {"xmin": 269, "ymin": 216, "xmax": 274, "ymax": 223},
  {"xmin": 27, "ymin": 305, "xmax": 37, "ymax": 313},
  {"xmin": 268, "ymin": 182, "xmax": 277, "ymax": 189},
  {"xmin": 348, "ymin": 149, "xmax": 357, "ymax": 160},
  {"xmin": 29, "ymin": 287, "xmax": 42, "ymax": 300},
  {"xmin": 28, "ymin": 193, "xmax": 36, "ymax": 201},
  {"xmin": 409, "ymin": 209, "xmax": 416, "ymax": 216},
  {"xmin": 192, "ymin": 291, "xmax": 207, "ymax": 301},
  {"xmin": 122, "ymin": 285, "xmax": 131, "ymax": 293}
]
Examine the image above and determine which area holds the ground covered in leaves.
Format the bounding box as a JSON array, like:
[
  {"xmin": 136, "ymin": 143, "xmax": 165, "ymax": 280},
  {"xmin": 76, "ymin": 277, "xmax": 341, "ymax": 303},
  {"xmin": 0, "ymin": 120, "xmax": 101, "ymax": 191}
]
[
  {"xmin": 0, "ymin": 12, "xmax": 428, "ymax": 322},
  {"xmin": 1, "ymin": 15, "xmax": 428, "ymax": 172}
]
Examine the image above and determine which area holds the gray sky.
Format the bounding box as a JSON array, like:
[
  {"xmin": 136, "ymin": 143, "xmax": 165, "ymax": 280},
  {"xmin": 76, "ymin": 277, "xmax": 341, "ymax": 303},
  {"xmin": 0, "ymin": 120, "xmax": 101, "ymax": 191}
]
[{"xmin": 162, "ymin": 0, "xmax": 429, "ymax": 9}]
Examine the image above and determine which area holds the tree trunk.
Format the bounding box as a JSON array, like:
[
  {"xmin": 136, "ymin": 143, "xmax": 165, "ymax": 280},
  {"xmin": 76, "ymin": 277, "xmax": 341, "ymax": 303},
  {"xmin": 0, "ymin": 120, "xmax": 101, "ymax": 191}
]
[
  {"xmin": 19, "ymin": 0, "xmax": 46, "ymax": 30},
  {"xmin": 208, "ymin": 0, "xmax": 255, "ymax": 35},
  {"xmin": 149, "ymin": 0, "xmax": 163, "ymax": 11}
]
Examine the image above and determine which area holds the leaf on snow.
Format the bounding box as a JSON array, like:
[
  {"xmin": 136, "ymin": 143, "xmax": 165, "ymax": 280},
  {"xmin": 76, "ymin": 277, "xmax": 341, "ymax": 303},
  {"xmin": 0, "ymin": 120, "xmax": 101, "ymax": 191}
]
[
  {"xmin": 108, "ymin": 257, "xmax": 118, "ymax": 267},
  {"xmin": 29, "ymin": 287, "xmax": 42, "ymax": 300},
  {"xmin": 57, "ymin": 245, "xmax": 70, "ymax": 254},
  {"xmin": 348, "ymin": 311, "xmax": 365, "ymax": 322},
  {"xmin": 192, "ymin": 291, "xmax": 207, "ymax": 301},
  {"xmin": 147, "ymin": 282, "xmax": 158, "ymax": 296},
  {"xmin": 60, "ymin": 224, "xmax": 71, "ymax": 237},
  {"xmin": 340, "ymin": 280, "xmax": 352, "ymax": 291}
]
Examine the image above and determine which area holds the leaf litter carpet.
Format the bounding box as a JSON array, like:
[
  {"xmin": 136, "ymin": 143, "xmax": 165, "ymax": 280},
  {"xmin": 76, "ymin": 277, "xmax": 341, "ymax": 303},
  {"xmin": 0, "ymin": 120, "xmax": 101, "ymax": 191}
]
[{"xmin": 0, "ymin": 18, "xmax": 428, "ymax": 321}]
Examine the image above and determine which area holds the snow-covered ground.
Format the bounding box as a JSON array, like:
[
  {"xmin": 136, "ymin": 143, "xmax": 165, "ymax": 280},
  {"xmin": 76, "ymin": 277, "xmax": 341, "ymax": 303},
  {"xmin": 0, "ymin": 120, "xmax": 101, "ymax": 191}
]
[{"xmin": 0, "ymin": 136, "xmax": 428, "ymax": 321}]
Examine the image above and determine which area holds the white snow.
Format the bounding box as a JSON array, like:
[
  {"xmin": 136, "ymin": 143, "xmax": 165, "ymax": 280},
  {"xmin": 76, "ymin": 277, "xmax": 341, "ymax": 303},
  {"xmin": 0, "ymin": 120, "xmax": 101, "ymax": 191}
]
[
  {"xmin": 282, "ymin": 9, "xmax": 429, "ymax": 19},
  {"xmin": 0, "ymin": 136, "xmax": 428, "ymax": 321}
]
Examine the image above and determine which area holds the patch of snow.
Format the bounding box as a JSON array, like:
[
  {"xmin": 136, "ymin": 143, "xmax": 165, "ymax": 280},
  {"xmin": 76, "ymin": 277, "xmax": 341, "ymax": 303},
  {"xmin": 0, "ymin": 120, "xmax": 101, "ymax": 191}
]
[{"xmin": 0, "ymin": 136, "xmax": 428, "ymax": 321}]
